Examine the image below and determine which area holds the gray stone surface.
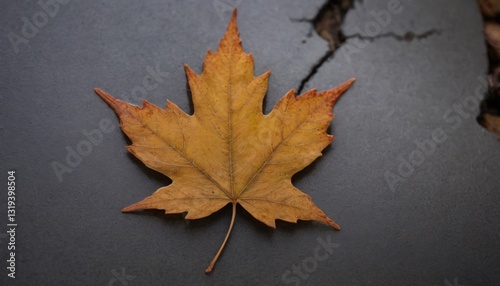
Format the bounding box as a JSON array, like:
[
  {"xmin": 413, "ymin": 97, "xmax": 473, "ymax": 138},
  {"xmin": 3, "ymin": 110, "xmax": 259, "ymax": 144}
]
[{"xmin": 0, "ymin": 0, "xmax": 498, "ymax": 285}]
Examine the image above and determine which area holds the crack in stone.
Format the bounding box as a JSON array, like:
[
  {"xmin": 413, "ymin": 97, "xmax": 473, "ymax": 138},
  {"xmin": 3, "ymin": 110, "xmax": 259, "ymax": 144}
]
[
  {"xmin": 344, "ymin": 29, "xmax": 441, "ymax": 42},
  {"xmin": 297, "ymin": 50, "xmax": 333, "ymax": 94},
  {"xmin": 295, "ymin": 0, "xmax": 440, "ymax": 94},
  {"xmin": 296, "ymin": 0, "xmax": 355, "ymax": 94}
]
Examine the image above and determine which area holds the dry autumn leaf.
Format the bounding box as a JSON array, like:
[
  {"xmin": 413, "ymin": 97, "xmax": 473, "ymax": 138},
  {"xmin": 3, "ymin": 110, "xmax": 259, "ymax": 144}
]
[
  {"xmin": 480, "ymin": 113, "xmax": 500, "ymax": 138},
  {"xmin": 94, "ymin": 9, "xmax": 354, "ymax": 272}
]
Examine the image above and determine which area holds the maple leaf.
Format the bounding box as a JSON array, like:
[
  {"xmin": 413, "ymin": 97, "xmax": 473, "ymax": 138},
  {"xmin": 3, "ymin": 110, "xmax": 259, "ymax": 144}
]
[{"xmin": 94, "ymin": 9, "xmax": 354, "ymax": 272}]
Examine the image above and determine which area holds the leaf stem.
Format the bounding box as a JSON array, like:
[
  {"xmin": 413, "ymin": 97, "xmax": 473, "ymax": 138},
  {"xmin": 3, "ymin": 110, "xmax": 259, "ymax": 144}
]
[{"xmin": 205, "ymin": 202, "xmax": 236, "ymax": 273}]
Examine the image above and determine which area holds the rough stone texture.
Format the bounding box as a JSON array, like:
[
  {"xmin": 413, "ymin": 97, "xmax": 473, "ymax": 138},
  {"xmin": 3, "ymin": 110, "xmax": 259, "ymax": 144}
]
[{"xmin": 0, "ymin": 0, "xmax": 498, "ymax": 285}]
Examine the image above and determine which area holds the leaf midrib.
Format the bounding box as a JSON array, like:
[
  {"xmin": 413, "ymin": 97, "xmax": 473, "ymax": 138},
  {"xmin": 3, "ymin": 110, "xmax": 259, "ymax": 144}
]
[
  {"xmin": 121, "ymin": 105, "xmax": 232, "ymax": 199},
  {"xmin": 236, "ymin": 94, "xmax": 324, "ymax": 198}
]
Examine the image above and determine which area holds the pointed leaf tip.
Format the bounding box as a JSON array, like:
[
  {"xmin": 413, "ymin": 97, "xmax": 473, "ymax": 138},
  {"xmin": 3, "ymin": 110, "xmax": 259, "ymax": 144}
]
[
  {"xmin": 121, "ymin": 203, "xmax": 142, "ymax": 212},
  {"xmin": 231, "ymin": 8, "xmax": 237, "ymax": 21},
  {"xmin": 221, "ymin": 8, "xmax": 239, "ymax": 46},
  {"xmin": 329, "ymin": 219, "xmax": 341, "ymax": 230},
  {"xmin": 94, "ymin": 88, "xmax": 115, "ymax": 105},
  {"xmin": 337, "ymin": 77, "xmax": 355, "ymax": 94},
  {"xmin": 227, "ymin": 8, "xmax": 238, "ymax": 33},
  {"xmin": 326, "ymin": 77, "xmax": 355, "ymax": 104}
]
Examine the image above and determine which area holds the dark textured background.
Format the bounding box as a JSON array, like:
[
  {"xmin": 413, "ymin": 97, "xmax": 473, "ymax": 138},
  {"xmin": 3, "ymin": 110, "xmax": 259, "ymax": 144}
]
[{"xmin": 1, "ymin": 0, "xmax": 499, "ymax": 285}]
